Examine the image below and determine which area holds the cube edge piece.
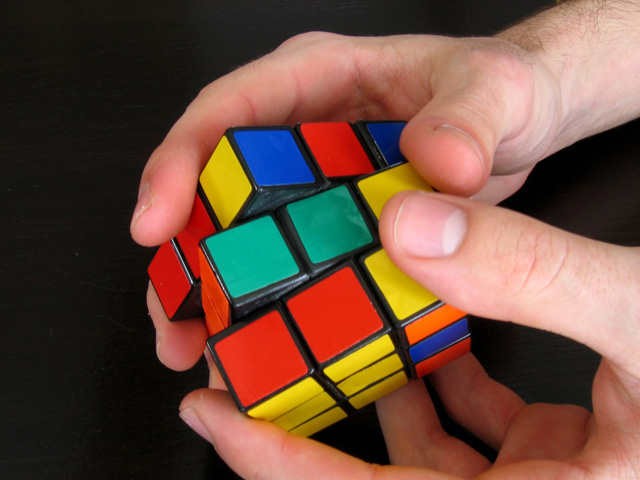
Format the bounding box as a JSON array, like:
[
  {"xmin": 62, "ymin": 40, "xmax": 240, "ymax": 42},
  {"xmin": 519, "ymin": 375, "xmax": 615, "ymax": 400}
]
[{"xmin": 148, "ymin": 239, "xmax": 202, "ymax": 321}]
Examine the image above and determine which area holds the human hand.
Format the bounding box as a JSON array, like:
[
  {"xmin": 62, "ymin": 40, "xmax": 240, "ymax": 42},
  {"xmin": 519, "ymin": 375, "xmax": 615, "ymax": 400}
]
[
  {"xmin": 136, "ymin": 0, "xmax": 640, "ymax": 372},
  {"xmin": 137, "ymin": 29, "xmax": 570, "ymax": 371},
  {"xmin": 179, "ymin": 193, "xmax": 640, "ymax": 479},
  {"xmin": 131, "ymin": 32, "xmax": 560, "ymax": 250}
]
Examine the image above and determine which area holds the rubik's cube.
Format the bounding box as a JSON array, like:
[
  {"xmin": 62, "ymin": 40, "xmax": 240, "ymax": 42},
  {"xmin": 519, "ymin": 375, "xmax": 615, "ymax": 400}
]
[{"xmin": 148, "ymin": 121, "xmax": 471, "ymax": 437}]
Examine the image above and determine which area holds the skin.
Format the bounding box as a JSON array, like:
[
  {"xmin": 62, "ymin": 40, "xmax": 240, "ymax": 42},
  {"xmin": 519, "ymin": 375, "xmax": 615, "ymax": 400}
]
[{"xmin": 132, "ymin": 0, "xmax": 640, "ymax": 477}]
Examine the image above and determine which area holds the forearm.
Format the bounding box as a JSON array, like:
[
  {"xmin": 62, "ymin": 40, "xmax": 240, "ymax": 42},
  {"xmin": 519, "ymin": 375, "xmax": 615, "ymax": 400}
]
[{"xmin": 499, "ymin": 0, "xmax": 640, "ymax": 145}]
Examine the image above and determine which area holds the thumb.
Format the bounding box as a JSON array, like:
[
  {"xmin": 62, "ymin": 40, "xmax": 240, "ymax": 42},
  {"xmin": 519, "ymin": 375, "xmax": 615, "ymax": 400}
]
[
  {"xmin": 400, "ymin": 45, "xmax": 557, "ymax": 198},
  {"xmin": 178, "ymin": 389, "xmax": 364, "ymax": 479},
  {"xmin": 379, "ymin": 191, "xmax": 640, "ymax": 374},
  {"xmin": 178, "ymin": 389, "xmax": 436, "ymax": 480}
]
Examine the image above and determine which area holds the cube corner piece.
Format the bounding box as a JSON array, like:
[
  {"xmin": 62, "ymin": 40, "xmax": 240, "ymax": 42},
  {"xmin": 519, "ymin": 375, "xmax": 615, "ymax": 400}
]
[
  {"xmin": 355, "ymin": 162, "xmax": 433, "ymax": 225},
  {"xmin": 198, "ymin": 126, "xmax": 326, "ymax": 228},
  {"xmin": 360, "ymin": 248, "xmax": 470, "ymax": 378},
  {"xmin": 354, "ymin": 120, "xmax": 407, "ymax": 167}
]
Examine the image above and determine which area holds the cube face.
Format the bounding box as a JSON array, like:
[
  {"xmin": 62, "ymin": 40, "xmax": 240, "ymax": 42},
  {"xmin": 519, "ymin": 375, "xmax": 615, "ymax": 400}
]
[
  {"xmin": 199, "ymin": 215, "xmax": 307, "ymax": 318},
  {"xmin": 233, "ymin": 128, "xmax": 317, "ymax": 186},
  {"xmin": 148, "ymin": 240, "xmax": 197, "ymax": 320},
  {"xmin": 199, "ymin": 127, "xmax": 324, "ymax": 228},
  {"xmin": 285, "ymin": 265, "xmax": 388, "ymax": 366},
  {"xmin": 362, "ymin": 248, "xmax": 440, "ymax": 323},
  {"xmin": 208, "ymin": 307, "xmax": 313, "ymax": 410},
  {"xmin": 204, "ymin": 216, "xmax": 300, "ymax": 298},
  {"xmin": 282, "ymin": 185, "xmax": 376, "ymax": 273},
  {"xmin": 356, "ymin": 162, "xmax": 433, "ymax": 223},
  {"xmin": 357, "ymin": 121, "xmax": 407, "ymax": 167},
  {"xmin": 298, "ymin": 122, "xmax": 377, "ymax": 179}
]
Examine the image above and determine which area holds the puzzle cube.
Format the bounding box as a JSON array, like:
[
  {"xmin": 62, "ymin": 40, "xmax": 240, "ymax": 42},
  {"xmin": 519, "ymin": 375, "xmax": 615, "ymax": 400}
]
[
  {"xmin": 284, "ymin": 263, "xmax": 408, "ymax": 410},
  {"xmin": 199, "ymin": 126, "xmax": 325, "ymax": 228},
  {"xmin": 207, "ymin": 304, "xmax": 347, "ymax": 437},
  {"xmin": 355, "ymin": 120, "xmax": 407, "ymax": 167},
  {"xmin": 297, "ymin": 122, "xmax": 379, "ymax": 182},
  {"xmin": 149, "ymin": 120, "xmax": 474, "ymax": 437},
  {"xmin": 199, "ymin": 214, "xmax": 308, "ymax": 325},
  {"xmin": 355, "ymin": 162, "xmax": 434, "ymax": 224},
  {"xmin": 279, "ymin": 185, "xmax": 377, "ymax": 276},
  {"xmin": 148, "ymin": 193, "xmax": 218, "ymax": 321},
  {"xmin": 361, "ymin": 248, "xmax": 470, "ymax": 377}
]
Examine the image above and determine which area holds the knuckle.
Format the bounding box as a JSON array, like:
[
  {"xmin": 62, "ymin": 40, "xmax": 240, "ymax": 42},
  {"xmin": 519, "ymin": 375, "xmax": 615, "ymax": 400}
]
[
  {"xmin": 495, "ymin": 219, "xmax": 570, "ymax": 297},
  {"xmin": 450, "ymin": 42, "xmax": 538, "ymax": 127},
  {"xmin": 276, "ymin": 31, "xmax": 342, "ymax": 52}
]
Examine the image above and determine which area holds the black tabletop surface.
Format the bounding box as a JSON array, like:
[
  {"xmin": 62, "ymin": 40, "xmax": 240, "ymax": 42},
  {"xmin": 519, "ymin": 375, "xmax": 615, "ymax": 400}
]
[{"xmin": 2, "ymin": 1, "xmax": 638, "ymax": 478}]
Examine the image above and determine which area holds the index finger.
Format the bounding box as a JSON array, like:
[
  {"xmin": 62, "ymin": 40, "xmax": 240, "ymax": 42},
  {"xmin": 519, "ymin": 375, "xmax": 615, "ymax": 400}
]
[{"xmin": 130, "ymin": 32, "xmax": 374, "ymax": 247}]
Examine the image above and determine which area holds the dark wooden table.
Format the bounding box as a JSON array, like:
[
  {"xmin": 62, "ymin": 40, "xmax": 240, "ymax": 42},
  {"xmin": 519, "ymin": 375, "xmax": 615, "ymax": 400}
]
[{"xmin": 2, "ymin": 1, "xmax": 638, "ymax": 478}]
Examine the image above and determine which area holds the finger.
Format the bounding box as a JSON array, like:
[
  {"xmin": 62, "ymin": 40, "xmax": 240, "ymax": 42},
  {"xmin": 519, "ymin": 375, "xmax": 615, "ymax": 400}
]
[
  {"xmin": 428, "ymin": 354, "xmax": 526, "ymax": 451},
  {"xmin": 470, "ymin": 169, "xmax": 532, "ymax": 205},
  {"xmin": 179, "ymin": 389, "xmax": 460, "ymax": 480},
  {"xmin": 376, "ymin": 378, "xmax": 491, "ymax": 477},
  {"xmin": 378, "ymin": 191, "xmax": 640, "ymax": 375},
  {"xmin": 401, "ymin": 40, "xmax": 558, "ymax": 197},
  {"xmin": 147, "ymin": 283, "xmax": 208, "ymax": 371},
  {"xmin": 130, "ymin": 32, "xmax": 384, "ymax": 246},
  {"xmin": 492, "ymin": 403, "xmax": 590, "ymax": 466}
]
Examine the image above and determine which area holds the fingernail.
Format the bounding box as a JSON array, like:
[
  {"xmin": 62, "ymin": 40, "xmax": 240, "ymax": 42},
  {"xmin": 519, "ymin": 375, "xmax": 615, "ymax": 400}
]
[
  {"xmin": 394, "ymin": 193, "xmax": 467, "ymax": 258},
  {"xmin": 131, "ymin": 182, "xmax": 153, "ymax": 231},
  {"xmin": 436, "ymin": 124, "xmax": 484, "ymax": 167},
  {"xmin": 180, "ymin": 407, "xmax": 215, "ymax": 446}
]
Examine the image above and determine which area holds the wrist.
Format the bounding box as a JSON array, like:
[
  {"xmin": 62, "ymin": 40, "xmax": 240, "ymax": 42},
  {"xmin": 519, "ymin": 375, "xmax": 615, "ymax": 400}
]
[{"xmin": 498, "ymin": 0, "xmax": 640, "ymax": 147}]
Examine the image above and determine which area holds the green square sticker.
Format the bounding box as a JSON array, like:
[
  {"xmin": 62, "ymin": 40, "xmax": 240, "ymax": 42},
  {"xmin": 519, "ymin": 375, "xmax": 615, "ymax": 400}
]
[
  {"xmin": 203, "ymin": 216, "xmax": 300, "ymax": 298},
  {"xmin": 286, "ymin": 186, "xmax": 373, "ymax": 264}
]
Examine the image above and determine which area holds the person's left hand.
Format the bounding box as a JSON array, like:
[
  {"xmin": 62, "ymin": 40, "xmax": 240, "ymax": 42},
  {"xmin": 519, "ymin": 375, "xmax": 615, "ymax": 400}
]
[{"xmin": 179, "ymin": 192, "xmax": 640, "ymax": 479}]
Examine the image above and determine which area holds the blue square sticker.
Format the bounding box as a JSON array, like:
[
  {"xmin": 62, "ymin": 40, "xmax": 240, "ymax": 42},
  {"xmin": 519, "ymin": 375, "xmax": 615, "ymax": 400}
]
[
  {"xmin": 233, "ymin": 129, "xmax": 316, "ymax": 187},
  {"xmin": 366, "ymin": 122, "xmax": 406, "ymax": 166}
]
